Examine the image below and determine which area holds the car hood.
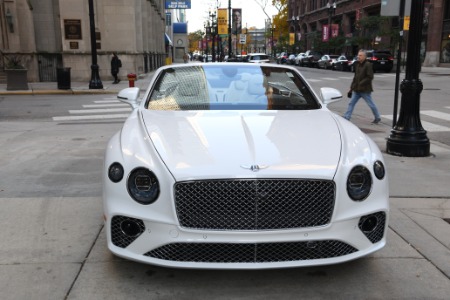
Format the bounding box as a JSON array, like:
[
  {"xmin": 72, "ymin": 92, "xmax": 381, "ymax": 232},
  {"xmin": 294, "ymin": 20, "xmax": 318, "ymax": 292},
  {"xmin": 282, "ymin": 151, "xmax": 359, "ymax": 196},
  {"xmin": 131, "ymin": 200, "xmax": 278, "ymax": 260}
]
[{"xmin": 141, "ymin": 110, "xmax": 342, "ymax": 181}]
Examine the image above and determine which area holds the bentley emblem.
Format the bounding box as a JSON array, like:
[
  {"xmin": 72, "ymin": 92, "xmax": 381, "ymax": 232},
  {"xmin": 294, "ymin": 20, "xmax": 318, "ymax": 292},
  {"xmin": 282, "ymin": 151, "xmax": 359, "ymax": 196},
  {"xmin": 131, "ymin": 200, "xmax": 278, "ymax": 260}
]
[{"xmin": 240, "ymin": 164, "xmax": 269, "ymax": 172}]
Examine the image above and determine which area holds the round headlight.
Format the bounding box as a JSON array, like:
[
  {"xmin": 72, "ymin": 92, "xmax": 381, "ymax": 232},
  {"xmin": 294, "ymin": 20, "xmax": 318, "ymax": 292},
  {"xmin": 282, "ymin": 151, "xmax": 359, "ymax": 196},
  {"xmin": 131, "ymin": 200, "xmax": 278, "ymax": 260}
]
[
  {"xmin": 347, "ymin": 166, "xmax": 372, "ymax": 201},
  {"xmin": 108, "ymin": 162, "xmax": 124, "ymax": 183},
  {"xmin": 373, "ymin": 161, "xmax": 385, "ymax": 180},
  {"xmin": 127, "ymin": 168, "xmax": 160, "ymax": 205}
]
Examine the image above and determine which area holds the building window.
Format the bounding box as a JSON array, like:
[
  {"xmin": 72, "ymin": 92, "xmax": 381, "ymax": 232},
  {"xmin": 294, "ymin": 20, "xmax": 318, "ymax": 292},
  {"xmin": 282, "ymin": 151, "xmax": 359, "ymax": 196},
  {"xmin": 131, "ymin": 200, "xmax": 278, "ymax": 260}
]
[{"xmin": 444, "ymin": 0, "xmax": 450, "ymax": 20}]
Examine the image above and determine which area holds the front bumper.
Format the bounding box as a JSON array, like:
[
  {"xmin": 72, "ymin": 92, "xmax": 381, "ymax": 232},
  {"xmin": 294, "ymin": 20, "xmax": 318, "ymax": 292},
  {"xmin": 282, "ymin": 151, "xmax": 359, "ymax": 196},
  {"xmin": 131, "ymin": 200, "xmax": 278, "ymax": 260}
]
[{"xmin": 106, "ymin": 211, "xmax": 387, "ymax": 269}]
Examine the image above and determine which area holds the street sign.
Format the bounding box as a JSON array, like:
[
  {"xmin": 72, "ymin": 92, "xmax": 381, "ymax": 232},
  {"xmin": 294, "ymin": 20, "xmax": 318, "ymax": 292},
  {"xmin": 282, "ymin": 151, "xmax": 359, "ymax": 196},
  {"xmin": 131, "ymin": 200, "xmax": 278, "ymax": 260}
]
[
  {"xmin": 239, "ymin": 34, "xmax": 246, "ymax": 44},
  {"xmin": 380, "ymin": 0, "xmax": 411, "ymax": 16}
]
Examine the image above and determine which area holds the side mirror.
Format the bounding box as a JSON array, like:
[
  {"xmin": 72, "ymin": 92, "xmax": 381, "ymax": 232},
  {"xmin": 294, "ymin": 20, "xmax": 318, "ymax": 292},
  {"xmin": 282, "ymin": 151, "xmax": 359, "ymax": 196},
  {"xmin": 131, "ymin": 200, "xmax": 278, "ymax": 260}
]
[
  {"xmin": 320, "ymin": 87, "xmax": 342, "ymax": 107},
  {"xmin": 117, "ymin": 87, "xmax": 140, "ymax": 109}
]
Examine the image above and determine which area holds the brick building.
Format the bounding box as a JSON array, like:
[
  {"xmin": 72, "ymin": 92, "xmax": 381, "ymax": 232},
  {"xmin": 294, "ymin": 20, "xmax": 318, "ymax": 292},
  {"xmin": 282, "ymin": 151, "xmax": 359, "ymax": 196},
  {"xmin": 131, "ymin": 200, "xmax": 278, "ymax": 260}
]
[{"xmin": 288, "ymin": 0, "xmax": 450, "ymax": 67}]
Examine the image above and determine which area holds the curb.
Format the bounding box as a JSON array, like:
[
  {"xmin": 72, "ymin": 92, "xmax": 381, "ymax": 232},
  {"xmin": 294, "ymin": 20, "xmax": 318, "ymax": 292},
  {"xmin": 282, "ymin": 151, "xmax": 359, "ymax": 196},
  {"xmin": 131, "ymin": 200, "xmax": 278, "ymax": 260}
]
[{"xmin": 0, "ymin": 89, "xmax": 123, "ymax": 96}]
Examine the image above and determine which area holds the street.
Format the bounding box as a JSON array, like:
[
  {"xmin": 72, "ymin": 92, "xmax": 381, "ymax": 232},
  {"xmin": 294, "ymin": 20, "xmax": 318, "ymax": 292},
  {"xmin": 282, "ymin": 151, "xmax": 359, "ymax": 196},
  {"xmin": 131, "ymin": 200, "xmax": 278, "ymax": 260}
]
[{"xmin": 0, "ymin": 67, "xmax": 449, "ymax": 299}]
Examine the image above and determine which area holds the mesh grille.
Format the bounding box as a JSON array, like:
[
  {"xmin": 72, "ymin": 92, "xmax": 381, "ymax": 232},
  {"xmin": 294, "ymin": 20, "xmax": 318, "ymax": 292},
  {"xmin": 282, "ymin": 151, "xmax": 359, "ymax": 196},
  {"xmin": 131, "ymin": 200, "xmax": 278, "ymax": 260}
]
[
  {"xmin": 144, "ymin": 241, "xmax": 358, "ymax": 263},
  {"xmin": 175, "ymin": 179, "xmax": 335, "ymax": 230},
  {"xmin": 359, "ymin": 212, "xmax": 386, "ymax": 244},
  {"xmin": 111, "ymin": 216, "xmax": 145, "ymax": 248}
]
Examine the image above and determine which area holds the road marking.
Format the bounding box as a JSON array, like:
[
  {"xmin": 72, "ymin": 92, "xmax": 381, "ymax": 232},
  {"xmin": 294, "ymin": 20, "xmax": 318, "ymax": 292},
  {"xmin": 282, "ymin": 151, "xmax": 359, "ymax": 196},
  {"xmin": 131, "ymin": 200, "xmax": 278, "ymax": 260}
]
[
  {"xmin": 53, "ymin": 114, "xmax": 130, "ymax": 121},
  {"xmin": 338, "ymin": 77, "xmax": 353, "ymax": 79},
  {"xmin": 94, "ymin": 100, "xmax": 121, "ymax": 103},
  {"xmin": 307, "ymin": 79, "xmax": 321, "ymax": 82},
  {"xmin": 83, "ymin": 104, "xmax": 129, "ymax": 108},
  {"xmin": 375, "ymin": 74, "xmax": 396, "ymax": 77},
  {"xmin": 381, "ymin": 114, "xmax": 450, "ymax": 132},
  {"xmin": 322, "ymin": 77, "xmax": 339, "ymax": 81},
  {"xmin": 68, "ymin": 108, "xmax": 132, "ymax": 114},
  {"xmin": 421, "ymin": 110, "xmax": 450, "ymax": 122}
]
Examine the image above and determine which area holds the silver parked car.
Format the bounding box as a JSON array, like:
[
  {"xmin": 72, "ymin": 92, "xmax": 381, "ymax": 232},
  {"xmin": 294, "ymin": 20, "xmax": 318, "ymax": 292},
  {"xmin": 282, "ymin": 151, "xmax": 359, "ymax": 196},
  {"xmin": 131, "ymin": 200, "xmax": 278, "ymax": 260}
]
[{"xmin": 318, "ymin": 55, "xmax": 340, "ymax": 69}]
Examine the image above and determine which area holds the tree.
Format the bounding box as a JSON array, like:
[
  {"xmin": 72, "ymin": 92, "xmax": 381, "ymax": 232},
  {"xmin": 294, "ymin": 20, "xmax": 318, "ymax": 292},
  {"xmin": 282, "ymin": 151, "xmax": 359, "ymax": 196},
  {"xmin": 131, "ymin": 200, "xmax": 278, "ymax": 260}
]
[
  {"xmin": 269, "ymin": 0, "xmax": 288, "ymax": 54},
  {"xmin": 355, "ymin": 15, "xmax": 397, "ymax": 51},
  {"xmin": 252, "ymin": 0, "xmax": 272, "ymax": 21},
  {"xmin": 188, "ymin": 30, "xmax": 205, "ymax": 54}
]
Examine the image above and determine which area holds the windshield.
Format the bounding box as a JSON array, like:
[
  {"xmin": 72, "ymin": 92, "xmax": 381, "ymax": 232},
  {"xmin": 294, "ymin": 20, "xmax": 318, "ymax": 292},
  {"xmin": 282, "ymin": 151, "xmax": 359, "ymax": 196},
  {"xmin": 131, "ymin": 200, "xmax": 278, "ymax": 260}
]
[{"xmin": 145, "ymin": 65, "xmax": 320, "ymax": 111}]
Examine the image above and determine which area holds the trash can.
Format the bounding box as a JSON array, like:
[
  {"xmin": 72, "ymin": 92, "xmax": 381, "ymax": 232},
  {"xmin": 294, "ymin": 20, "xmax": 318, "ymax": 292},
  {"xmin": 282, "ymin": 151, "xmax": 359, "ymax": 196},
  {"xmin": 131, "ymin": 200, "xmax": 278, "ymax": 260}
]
[{"xmin": 57, "ymin": 67, "xmax": 71, "ymax": 90}]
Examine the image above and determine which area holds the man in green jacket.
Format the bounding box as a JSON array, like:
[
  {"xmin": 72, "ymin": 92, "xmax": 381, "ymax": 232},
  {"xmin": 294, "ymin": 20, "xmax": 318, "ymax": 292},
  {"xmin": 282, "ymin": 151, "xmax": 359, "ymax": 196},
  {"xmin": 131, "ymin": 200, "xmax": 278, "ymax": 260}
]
[{"xmin": 344, "ymin": 50, "xmax": 381, "ymax": 124}]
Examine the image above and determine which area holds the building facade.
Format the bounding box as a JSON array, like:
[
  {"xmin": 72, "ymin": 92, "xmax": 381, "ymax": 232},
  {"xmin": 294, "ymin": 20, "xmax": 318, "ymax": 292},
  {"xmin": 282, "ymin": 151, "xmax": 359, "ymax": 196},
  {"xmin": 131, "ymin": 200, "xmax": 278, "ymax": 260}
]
[
  {"xmin": 288, "ymin": 0, "xmax": 450, "ymax": 67},
  {"xmin": 0, "ymin": 0, "xmax": 168, "ymax": 82}
]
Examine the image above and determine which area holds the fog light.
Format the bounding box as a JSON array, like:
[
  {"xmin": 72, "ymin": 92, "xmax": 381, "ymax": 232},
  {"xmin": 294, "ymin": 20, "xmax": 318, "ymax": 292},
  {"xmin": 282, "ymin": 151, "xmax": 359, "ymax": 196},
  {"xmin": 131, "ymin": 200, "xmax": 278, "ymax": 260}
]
[
  {"xmin": 120, "ymin": 219, "xmax": 142, "ymax": 237},
  {"xmin": 360, "ymin": 216, "xmax": 378, "ymax": 233},
  {"xmin": 373, "ymin": 161, "xmax": 385, "ymax": 180},
  {"xmin": 108, "ymin": 162, "xmax": 124, "ymax": 183}
]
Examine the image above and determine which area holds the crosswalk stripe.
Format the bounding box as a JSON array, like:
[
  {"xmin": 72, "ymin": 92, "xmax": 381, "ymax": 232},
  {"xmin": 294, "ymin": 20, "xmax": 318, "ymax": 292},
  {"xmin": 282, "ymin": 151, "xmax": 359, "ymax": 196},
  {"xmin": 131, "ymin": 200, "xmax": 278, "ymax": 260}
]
[
  {"xmin": 94, "ymin": 100, "xmax": 121, "ymax": 103},
  {"xmin": 68, "ymin": 108, "xmax": 132, "ymax": 114},
  {"xmin": 421, "ymin": 110, "xmax": 450, "ymax": 121},
  {"xmin": 307, "ymin": 79, "xmax": 321, "ymax": 82},
  {"xmin": 381, "ymin": 114, "xmax": 450, "ymax": 132},
  {"xmin": 53, "ymin": 114, "xmax": 130, "ymax": 121},
  {"xmin": 322, "ymin": 77, "xmax": 339, "ymax": 81},
  {"xmin": 83, "ymin": 104, "xmax": 129, "ymax": 108}
]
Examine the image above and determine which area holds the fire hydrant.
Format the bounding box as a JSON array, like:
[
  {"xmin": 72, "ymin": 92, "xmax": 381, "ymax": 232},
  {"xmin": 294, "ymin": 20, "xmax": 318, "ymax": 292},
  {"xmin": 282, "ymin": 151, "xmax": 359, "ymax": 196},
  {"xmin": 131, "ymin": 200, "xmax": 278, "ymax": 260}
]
[{"xmin": 127, "ymin": 73, "xmax": 137, "ymax": 87}]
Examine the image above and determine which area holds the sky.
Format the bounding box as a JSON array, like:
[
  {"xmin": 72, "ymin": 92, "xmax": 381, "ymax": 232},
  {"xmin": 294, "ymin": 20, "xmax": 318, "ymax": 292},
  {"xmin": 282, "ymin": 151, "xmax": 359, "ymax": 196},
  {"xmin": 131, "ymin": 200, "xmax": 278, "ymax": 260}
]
[{"xmin": 184, "ymin": 0, "xmax": 278, "ymax": 33}]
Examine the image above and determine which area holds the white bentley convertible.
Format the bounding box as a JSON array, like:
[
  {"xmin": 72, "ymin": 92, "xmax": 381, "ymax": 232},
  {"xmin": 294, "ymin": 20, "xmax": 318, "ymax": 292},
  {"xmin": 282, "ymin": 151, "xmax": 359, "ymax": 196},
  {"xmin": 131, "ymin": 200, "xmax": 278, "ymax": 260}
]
[{"xmin": 103, "ymin": 63, "xmax": 389, "ymax": 269}]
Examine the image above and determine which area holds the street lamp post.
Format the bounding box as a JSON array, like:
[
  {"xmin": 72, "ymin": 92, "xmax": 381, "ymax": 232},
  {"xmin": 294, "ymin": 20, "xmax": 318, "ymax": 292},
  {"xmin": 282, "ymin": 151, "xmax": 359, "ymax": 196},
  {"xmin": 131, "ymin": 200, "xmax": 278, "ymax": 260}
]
[
  {"xmin": 327, "ymin": 1, "xmax": 336, "ymax": 54},
  {"xmin": 228, "ymin": 0, "xmax": 232, "ymax": 57},
  {"xmin": 271, "ymin": 22, "xmax": 275, "ymax": 58},
  {"xmin": 88, "ymin": 0, "xmax": 102, "ymax": 89},
  {"xmin": 204, "ymin": 21, "xmax": 211, "ymax": 62},
  {"xmin": 386, "ymin": 0, "xmax": 430, "ymax": 157},
  {"xmin": 209, "ymin": 11, "xmax": 217, "ymax": 62}
]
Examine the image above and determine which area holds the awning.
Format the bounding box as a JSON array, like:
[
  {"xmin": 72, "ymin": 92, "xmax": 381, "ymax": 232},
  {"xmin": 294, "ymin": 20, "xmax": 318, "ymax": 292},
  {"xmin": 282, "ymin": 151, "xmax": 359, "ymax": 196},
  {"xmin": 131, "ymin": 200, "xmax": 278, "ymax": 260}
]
[{"xmin": 165, "ymin": 33, "xmax": 173, "ymax": 46}]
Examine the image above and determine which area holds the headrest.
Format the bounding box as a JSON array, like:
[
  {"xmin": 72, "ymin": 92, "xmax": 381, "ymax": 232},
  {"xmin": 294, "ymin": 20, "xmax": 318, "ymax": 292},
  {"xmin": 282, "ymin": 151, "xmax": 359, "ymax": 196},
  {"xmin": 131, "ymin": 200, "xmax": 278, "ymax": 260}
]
[{"xmin": 247, "ymin": 75, "xmax": 265, "ymax": 95}]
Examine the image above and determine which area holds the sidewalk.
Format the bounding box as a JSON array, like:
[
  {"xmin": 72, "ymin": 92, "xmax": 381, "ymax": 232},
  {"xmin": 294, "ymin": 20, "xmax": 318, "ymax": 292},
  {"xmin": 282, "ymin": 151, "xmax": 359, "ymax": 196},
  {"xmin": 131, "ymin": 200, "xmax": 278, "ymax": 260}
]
[{"xmin": 0, "ymin": 72, "xmax": 155, "ymax": 95}]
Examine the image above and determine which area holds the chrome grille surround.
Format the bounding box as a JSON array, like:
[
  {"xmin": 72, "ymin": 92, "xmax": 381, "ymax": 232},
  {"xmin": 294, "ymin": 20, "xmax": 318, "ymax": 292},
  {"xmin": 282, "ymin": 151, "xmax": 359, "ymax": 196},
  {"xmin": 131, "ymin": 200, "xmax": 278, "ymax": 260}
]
[
  {"xmin": 144, "ymin": 241, "xmax": 358, "ymax": 263},
  {"xmin": 175, "ymin": 179, "xmax": 335, "ymax": 230}
]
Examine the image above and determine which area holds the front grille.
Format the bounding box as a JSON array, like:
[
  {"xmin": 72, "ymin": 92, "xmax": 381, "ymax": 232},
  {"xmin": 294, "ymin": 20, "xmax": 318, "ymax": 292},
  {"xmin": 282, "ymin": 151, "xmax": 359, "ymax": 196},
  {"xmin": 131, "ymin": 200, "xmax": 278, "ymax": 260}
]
[
  {"xmin": 175, "ymin": 179, "xmax": 335, "ymax": 230},
  {"xmin": 144, "ymin": 241, "xmax": 357, "ymax": 263}
]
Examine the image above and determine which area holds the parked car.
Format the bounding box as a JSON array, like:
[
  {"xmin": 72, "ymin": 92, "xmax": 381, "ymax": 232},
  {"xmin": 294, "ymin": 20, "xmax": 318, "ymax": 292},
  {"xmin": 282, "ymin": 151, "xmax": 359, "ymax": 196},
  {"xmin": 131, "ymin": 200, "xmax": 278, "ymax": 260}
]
[
  {"xmin": 333, "ymin": 55, "xmax": 354, "ymax": 71},
  {"xmin": 294, "ymin": 53, "xmax": 306, "ymax": 65},
  {"xmin": 366, "ymin": 50, "xmax": 394, "ymax": 72},
  {"xmin": 247, "ymin": 53, "xmax": 271, "ymax": 63},
  {"xmin": 276, "ymin": 52, "xmax": 288, "ymax": 64},
  {"xmin": 318, "ymin": 54, "xmax": 340, "ymax": 69},
  {"xmin": 349, "ymin": 55, "xmax": 358, "ymax": 72},
  {"xmin": 103, "ymin": 62, "xmax": 389, "ymax": 269},
  {"xmin": 287, "ymin": 54, "xmax": 297, "ymax": 65},
  {"xmin": 301, "ymin": 50, "xmax": 324, "ymax": 67}
]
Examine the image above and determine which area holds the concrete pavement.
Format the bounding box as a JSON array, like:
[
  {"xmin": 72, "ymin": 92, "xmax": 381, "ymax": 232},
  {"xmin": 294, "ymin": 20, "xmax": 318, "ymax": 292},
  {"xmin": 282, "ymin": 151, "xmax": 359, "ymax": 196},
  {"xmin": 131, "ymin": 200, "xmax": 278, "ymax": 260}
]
[
  {"xmin": 0, "ymin": 73, "xmax": 154, "ymax": 95},
  {"xmin": 0, "ymin": 65, "xmax": 449, "ymax": 299}
]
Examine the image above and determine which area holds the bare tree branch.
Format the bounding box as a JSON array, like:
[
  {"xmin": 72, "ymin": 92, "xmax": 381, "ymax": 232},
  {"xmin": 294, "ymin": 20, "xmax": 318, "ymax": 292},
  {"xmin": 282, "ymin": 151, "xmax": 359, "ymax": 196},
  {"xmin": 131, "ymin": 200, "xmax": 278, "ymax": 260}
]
[{"xmin": 252, "ymin": 0, "xmax": 271, "ymax": 20}]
